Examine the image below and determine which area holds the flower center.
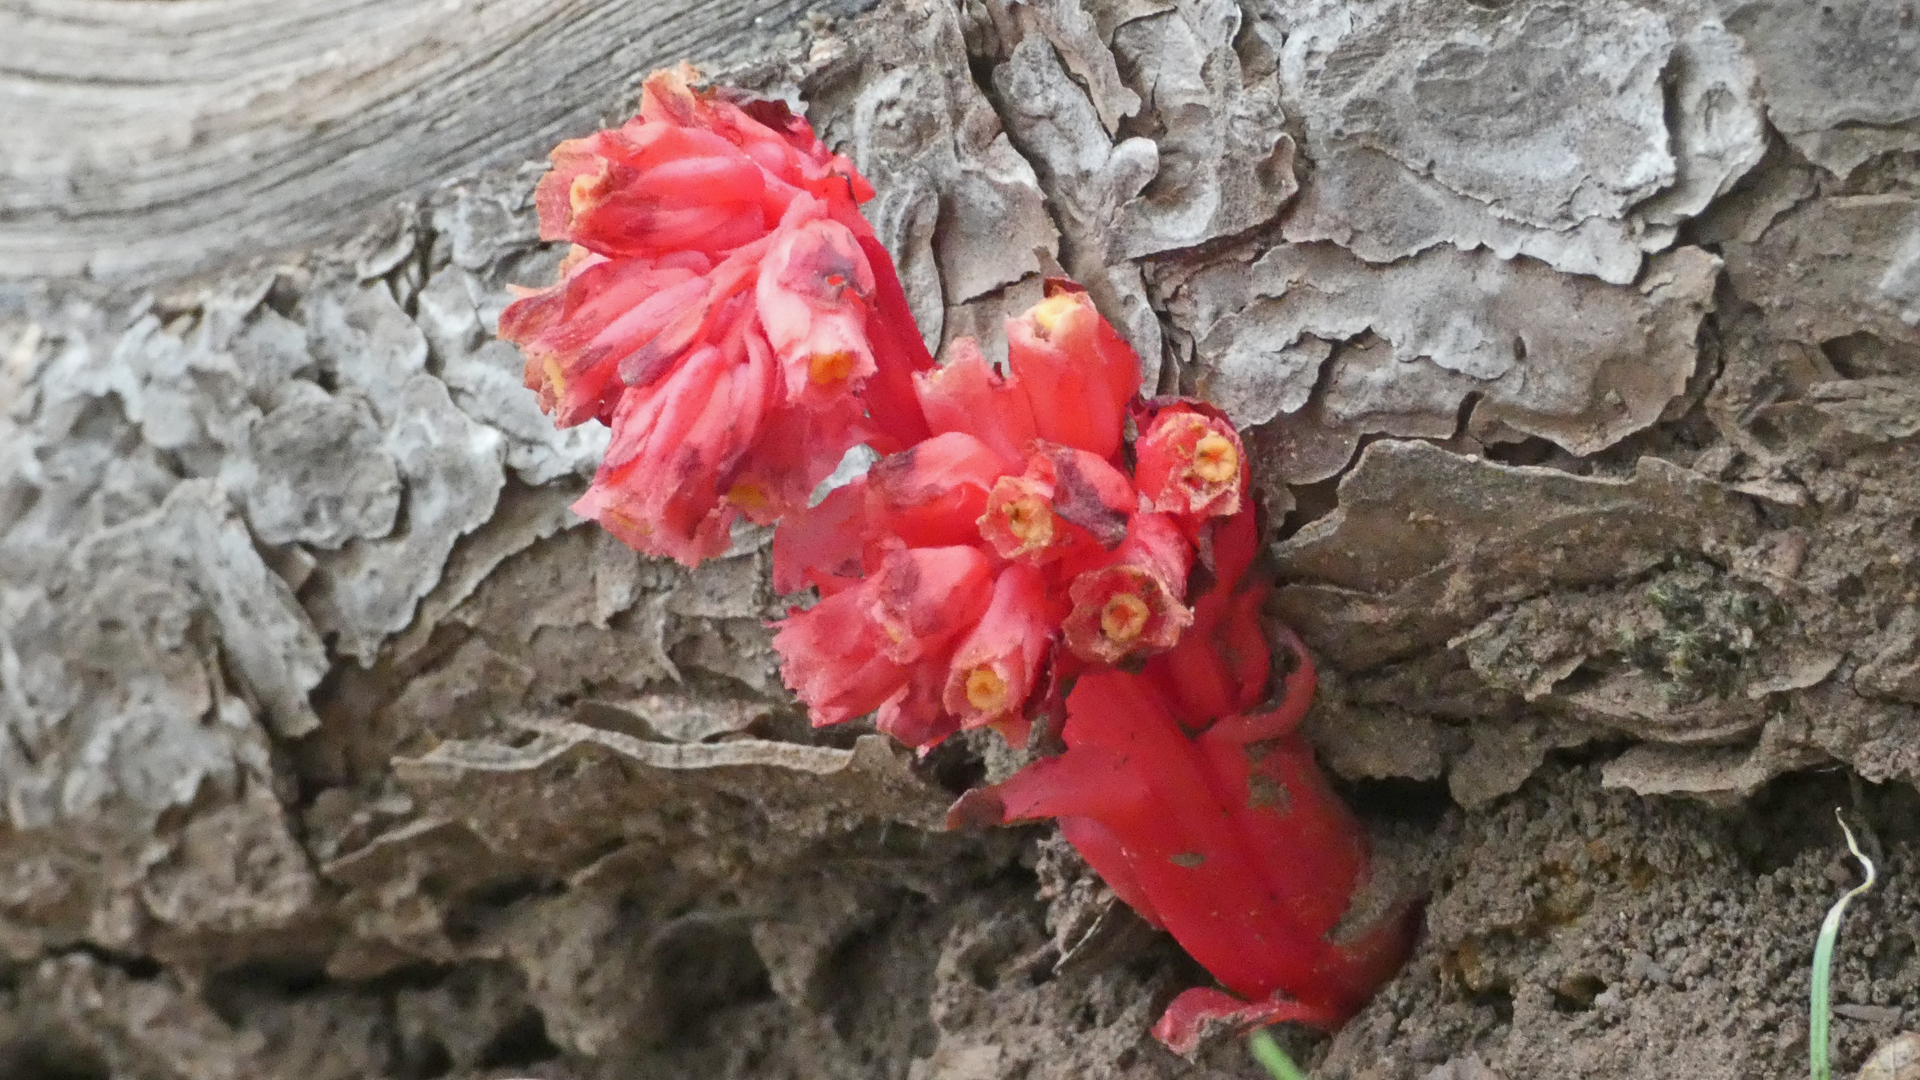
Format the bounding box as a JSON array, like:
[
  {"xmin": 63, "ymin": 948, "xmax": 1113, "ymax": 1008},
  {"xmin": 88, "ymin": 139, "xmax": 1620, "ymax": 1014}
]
[
  {"xmin": 1004, "ymin": 498, "xmax": 1055, "ymax": 547},
  {"xmin": 1189, "ymin": 432, "xmax": 1238, "ymax": 484},
  {"xmin": 568, "ymin": 169, "xmax": 607, "ymax": 218},
  {"xmin": 1028, "ymin": 294, "xmax": 1079, "ymax": 338},
  {"xmin": 1100, "ymin": 592, "xmax": 1152, "ymax": 644},
  {"xmin": 809, "ymin": 350, "xmax": 857, "ymax": 386},
  {"xmin": 727, "ymin": 481, "xmax": 770, "ymax": 512},
  {"xmin": 964, "ymin": 667, "xmax": 1011, "ymax": 714}
]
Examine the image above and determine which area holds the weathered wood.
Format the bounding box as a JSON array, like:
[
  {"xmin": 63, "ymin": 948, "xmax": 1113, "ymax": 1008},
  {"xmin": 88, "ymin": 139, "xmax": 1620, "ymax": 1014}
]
[
  {"xmin": 0, "ymin": 0, "xmax": 860, "ymax": 283},
  {"xmin": 7, "ymin": 2, "xmax": 1920, "ymax": 1079}
]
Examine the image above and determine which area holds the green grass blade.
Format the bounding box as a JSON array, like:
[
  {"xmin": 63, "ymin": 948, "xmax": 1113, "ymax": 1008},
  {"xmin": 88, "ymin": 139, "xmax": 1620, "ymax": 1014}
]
[
  {"xmin": 1811, "ymin": 809, "xmax": 1877, "ymax": 1080},
  {"xmin": 1249, "ymin": 1029, "xmax": 1309, "ymax": 1080}
]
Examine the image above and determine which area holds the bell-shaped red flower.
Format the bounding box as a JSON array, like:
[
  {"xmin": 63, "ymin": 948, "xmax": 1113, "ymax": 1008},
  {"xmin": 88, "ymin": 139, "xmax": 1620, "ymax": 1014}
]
[
  {"xmin": 1134, "ymin": 401, "xmax": 1248, "ymax": 520},
  {"xmin": 1060, "ymin": 513, "xmax": 1195, "ymax": 665},
  {"xmin": 941, "ymin": 565, "xmax": 1055, "ymax": 731},
  {"xmin": 976, "ymin": 444, "xmax": 1136, "ymax": 567},
  {"xmin": 1005, "ymin": 284, "xmax": 1143, "ymax": 461},
  {"xmin": 773, "ymin": 545, "xmax": 995, "ymax": 729},
  {"xmin": 757, "ymin": 212, "xmax": 880, "ymax": 406}
]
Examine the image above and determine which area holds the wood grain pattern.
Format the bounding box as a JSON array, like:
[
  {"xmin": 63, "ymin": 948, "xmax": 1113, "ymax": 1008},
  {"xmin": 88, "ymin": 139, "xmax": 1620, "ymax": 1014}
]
[{"xmin": 0, "ymin": 0, "xmax": 857, "ymax": 283}]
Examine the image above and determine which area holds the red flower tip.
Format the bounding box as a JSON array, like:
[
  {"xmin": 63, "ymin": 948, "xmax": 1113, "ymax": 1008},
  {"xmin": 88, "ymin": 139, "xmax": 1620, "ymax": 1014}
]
[
  {"xmin": 772, "ymin": 591, "xmax": 906, "ymax": 728},
  {"xmin": 862, "ymin": 545, "xmax": 995, "ymax": 664},
  {"xmin": 1136, "ymin": 404, "xmax": 1248, "ymax": 519},
  {"xmin": 500, "ymin": 250, "xmax": 713, "ymax": 428},
  {"xmin": 914, "ymin": 337, "xmax": 1039, "ymax": 464},
  {"xmin": 1062, "ymin": 514, "xmax": 1194, "ymax": 664},
  {"xmin": 772, "ymin": 545, "xmax": 994, "ymax": 730},
  {"xmin": 1005, "ymin": 291, "xmax": 1142, "ymax": 460},
  {"xmin": 570, "ymin": 336, "xmax": 773, "ymax": 565},
  {"xmin": 1062, "ymin": 565, "xmax": 1191, "ymax": 664},
  {"xmin": 534, "ymin": 126, "xmax": 775, "ymax": 259},
  {"xmin": 635, "ymin": 65, "xmax": 872, "ymax": 216}
]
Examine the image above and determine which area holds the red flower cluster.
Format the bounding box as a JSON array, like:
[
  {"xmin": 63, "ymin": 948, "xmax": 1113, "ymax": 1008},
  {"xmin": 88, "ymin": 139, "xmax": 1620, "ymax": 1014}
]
[
  {"xmin": 502, "ymin": 69, "xmax": 1412, "ymax": 1057},
  {"xmin": 499, "ymin": 66, "xmax": 933, "ymax": 565},
  {"xmin": 769, "ymin": 284, "xmax": 1255, "ymax": 752},
  {"xmin": 758, "ymin": 281, "xmax": 1418, "ymax": 1045}
]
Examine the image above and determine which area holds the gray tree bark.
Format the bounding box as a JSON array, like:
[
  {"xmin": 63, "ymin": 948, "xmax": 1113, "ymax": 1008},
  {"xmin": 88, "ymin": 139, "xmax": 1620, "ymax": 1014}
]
[{"xmin": 4, "ymin": 1, "xmax": 1920, "ymax": 1078}]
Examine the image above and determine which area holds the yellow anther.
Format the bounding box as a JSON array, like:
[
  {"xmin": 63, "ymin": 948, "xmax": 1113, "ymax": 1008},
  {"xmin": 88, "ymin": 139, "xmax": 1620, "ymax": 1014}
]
[
  {"xmin": 964, "ymin": 667, "xmax": 1011, "ymax": 715},
  {"xmin": 1100, "ymin": 592, "xmax": 1152, "ymax": 644},
  {"xmin": 1003, "ymin": 497, "xmax": 1055, "ymax": 548},
  {"xmin": 568, "ymin": 170, "xmax": 604, "ymax": 217},
  {"xmin": 809, "ymin": 350, "xmax": 857, "ymax": 386},
  {"xmin": 1189, "ymin": 432, "xmax": 1239, "ymax": 485},
  {"xmin": 727, "ymin": 482, "xmax": 770, "ymax": 512}
]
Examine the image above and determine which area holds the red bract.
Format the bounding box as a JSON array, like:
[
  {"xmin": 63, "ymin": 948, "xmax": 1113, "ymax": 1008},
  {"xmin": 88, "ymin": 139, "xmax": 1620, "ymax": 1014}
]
[
  {"xmin": 500, "ymin": 67, "xmax": 933, "ymax": 567},
  {"xmin": 952, "ymin": 592, "xmax": 1415, "ymax": 1055}
]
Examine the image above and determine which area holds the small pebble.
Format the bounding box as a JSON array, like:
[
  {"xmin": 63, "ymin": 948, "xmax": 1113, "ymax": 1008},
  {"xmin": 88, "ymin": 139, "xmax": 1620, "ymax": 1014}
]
[{"xmin": 1858, "ymin": 1033, "xmax": 1920, "ymax": 1080}]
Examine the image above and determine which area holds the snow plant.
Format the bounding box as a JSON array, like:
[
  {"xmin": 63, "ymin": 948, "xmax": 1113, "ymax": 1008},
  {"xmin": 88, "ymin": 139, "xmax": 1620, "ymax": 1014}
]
[{"xmin": 501, "ymin": 67, "xmax": 1415, "ymax": 1052}]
